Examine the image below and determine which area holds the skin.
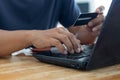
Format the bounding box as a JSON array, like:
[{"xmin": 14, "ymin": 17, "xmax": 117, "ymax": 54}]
[
  {"xmin": 0, "ymin": 6, "xmax": 104, "ymax": 56},
  {"xmin": 68, "ymin": 6, "xmax": 104, "ymax": 44}
]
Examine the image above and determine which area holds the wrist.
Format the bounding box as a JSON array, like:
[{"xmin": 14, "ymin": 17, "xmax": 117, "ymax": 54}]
[
  {"xmin": 25, "ymin": 30, "xmax": 37, "ymax": 46},
  {"xmin": 25, "ymin": 30, "xmax": 44, "ymax": 47}
]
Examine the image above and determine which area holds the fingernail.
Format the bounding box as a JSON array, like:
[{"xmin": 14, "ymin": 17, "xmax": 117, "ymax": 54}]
[
  {"xmin": 92, "ymin": 28, "xmax": 97, "ymax": 32},
  {"xmin": 100, "ymin": 6, "xmax": 105, "ymax": 12},
  {"xmin": 70, "ymin": 49, "xmax": 74, "ymax": 54},
  {"xmin": 63, "ymin": 51, "xmax": 68, "ymax": 54},
  {"xmin": 76, "ymin": 48, "xmax": 81, "ymax": 53},
  {"xmin": 88, "ymin": 22, "xmax": 93, "ymax": 27}
]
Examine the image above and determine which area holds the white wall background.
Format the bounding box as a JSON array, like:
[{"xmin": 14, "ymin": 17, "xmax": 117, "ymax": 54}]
[
  {"xmin": 75, "ymin": 0, "xmax": 112, "ymax": 15},
  {"xmin": 92, "ymin": 0, "xmax": 112, "ymax": 15}
]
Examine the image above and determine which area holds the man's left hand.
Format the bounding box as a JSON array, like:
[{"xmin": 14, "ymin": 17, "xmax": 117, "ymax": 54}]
[
  {"xmin": 88, "ymin": 6, "xmax": 105, "ymax": 33},
  {"xmin": 69, "ymin": 6, "xmax": 105, "ymax": 44}
]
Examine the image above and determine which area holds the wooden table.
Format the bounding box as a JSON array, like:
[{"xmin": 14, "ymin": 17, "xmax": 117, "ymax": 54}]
[{"xmin": 0, "ymin": 56, "xmax": 120, "ymax": 80}]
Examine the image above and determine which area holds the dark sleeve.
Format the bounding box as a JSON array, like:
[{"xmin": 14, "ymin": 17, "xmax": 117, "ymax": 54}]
[{"xmin": 59, "ymin": 0, "xmax": 81, "ymax": 28}]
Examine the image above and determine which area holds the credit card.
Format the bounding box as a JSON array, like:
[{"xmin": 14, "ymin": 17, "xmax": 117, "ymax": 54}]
[{"xmin": 73, "ymin": 13, "xmax": 98, "ymax": 26}]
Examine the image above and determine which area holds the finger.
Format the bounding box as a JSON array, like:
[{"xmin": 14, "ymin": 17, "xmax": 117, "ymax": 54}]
[
  {"xmin": 51, "ymin": 27, "xmax": 73, "ymax": 53},
  {"xmin": 56, "ymin": 27, "xmax": 75, "ymax": 53},
  {"xmin": 92, "ymin": 30, "xmax": 100, "ymax": 39},
  {"xmin": 91, "ymin": 24, "xmax": 102, "ymax": 37},
  {"xmin": 75, "ymin": 39, "xmax": 82, "ymax": 53},
  {"xmin": 51, "ymin": 39, "xmax": 68, "ymax": 54},
  {"xmin": 92, "ymin": 23, "xmax": 103, "ymax": 32},
  {"xmin": 57, "ymin": 34, "xmax": 74, "ymax": 54},
  {"xmin": 55, "ymin": 27, "xmax": 81, "ymax": 54},
  {"xmin": 68, "ymin": 33, "xmax": 81, "ymax": 53},
  {"xmin": 52, "ymin": 31, "xmax": 74, "ymax": 53},
  {"xmin": 58, "ymin": 28, "xmax": 80, "ymax": 53},
  {"xmin": 88, "ymin": 14, "xmax": 104, "ymax": 28},
  {"xmin": 95, "ymin": 6, "xmax": 105, "ymax": 13}
]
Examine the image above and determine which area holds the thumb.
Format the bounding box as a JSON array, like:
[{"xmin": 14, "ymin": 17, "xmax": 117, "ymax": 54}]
[{"xmin": 95, "ymin": 6, "xmax": 105, "ymax": 13}]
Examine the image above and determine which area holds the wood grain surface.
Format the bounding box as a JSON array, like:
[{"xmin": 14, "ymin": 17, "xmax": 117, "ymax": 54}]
[{"xmin": 0, "ymin": 56, "xmax": 120, "ymax": 80}]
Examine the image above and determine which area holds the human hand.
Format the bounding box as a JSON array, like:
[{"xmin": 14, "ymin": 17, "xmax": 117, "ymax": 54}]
[
  {"xmin": 88, "ymin": 6, "xmax": 105, "ymax": 33},
  {"xmin": 28, "ymin": 27, "xmax": 81, "ymax": 54},
  {"xmin": 73, "ymin": 6, "xmax": 105, "ymax": 44}
]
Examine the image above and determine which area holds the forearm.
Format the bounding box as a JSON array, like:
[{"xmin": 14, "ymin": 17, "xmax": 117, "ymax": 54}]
[
  {"xmin": 0, "ymin": 27, "xmax": 81, "ymax": 56},
  {"xmin": 0, "ymin": 30, "xmax": 32, "ymax": 56}
]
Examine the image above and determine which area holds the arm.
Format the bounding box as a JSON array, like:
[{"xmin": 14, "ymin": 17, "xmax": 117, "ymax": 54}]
[
  {"xmin": 0, "ymin": 30, "xmax": 31, "ymax": 56},
  {"xmin": 0, "ymin": 27, "xmax": 81, "ymax": 56}
]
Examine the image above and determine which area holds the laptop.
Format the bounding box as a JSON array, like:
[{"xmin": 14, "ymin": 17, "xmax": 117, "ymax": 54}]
[{"xmin": 32, "ymin": 0, "xmax": 120, "ymax": 70}]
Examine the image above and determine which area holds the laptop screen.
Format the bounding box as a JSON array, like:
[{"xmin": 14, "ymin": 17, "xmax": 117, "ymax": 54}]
[{"xmin": 87, "ymin": 0, "xmax": 120, "ymax": 70}]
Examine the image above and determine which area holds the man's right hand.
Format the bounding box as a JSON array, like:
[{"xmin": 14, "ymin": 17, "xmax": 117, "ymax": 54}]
[{"xmin": 27, "ymin": 27, "xmax": 81, "ymax": 54}]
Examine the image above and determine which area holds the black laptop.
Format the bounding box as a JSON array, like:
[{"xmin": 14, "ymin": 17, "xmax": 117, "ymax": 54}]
[{"xmin": 33, "ymin": 0, "xmax": 120, "ymax": 70}]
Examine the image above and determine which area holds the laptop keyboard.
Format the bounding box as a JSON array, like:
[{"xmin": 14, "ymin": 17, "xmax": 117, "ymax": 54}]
[{"xmin": 51, "ymin": 45, "xmax": 94, "ymax": 60}]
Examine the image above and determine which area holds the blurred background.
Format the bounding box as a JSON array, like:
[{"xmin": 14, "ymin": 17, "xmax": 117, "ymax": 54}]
[{"xmin": 75, "ymin": 0, "xmax": 112, "ymax": 16}]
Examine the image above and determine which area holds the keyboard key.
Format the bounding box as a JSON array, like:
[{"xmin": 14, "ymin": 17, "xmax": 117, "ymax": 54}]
[{"xmin": 51, "ymin": 45, "xmax": 93, "ymax": 60}]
